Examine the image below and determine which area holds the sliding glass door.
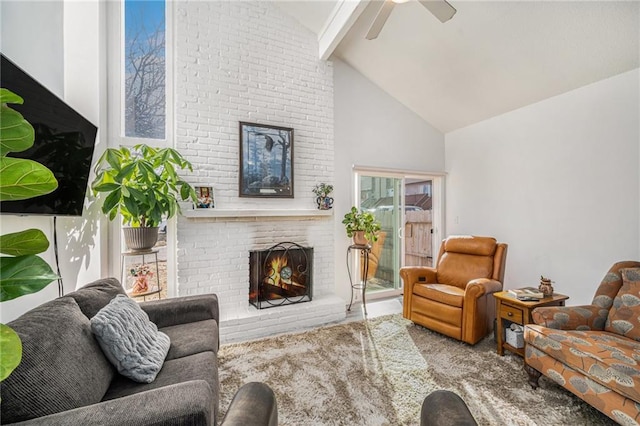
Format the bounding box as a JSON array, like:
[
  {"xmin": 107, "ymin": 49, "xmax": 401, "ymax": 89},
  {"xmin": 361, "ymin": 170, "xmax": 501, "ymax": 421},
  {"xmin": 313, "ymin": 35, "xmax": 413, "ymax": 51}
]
[
  {"xmin": 356, "ymin": 170, "xmax": 442, "ymax": 299},
  {"xmin": 359, "ymin": 175, "xmax": 403, "ymax": 295}
]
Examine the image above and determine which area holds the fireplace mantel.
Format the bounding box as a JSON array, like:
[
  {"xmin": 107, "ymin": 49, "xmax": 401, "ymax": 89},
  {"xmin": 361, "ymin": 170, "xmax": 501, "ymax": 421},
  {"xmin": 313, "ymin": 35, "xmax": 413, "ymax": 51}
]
[{"xmin": 184, "ymin": 209, "xmax": 333, "ymax": 219}]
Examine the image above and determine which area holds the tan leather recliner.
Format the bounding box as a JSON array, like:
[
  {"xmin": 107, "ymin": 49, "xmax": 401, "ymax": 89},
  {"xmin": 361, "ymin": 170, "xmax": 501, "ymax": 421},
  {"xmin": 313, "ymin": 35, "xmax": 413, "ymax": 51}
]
[{"xmin": 400, "ymin": 235, "xmax": 508, "ymax": 345}]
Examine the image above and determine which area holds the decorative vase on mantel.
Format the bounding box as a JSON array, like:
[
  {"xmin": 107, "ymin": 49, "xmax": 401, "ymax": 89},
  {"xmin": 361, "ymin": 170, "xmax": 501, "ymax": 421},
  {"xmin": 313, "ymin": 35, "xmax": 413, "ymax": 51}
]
[
  {"xmin": 316, "ymin": 196, "xmax": 334, "ymax": 210},
  {"xmin": 123, "ymin": 227, "xmax": 159, "ymax": 252}
]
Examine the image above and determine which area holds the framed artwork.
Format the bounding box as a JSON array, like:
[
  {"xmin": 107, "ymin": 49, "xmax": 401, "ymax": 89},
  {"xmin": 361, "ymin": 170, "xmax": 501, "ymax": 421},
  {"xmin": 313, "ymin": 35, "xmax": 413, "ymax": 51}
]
[
  {"xmin": 239, "ymin": 122, "xmax": 294, "ymax": 198},
  {"xmin": 194, "ymin": 186, "xmax": 214, "ymax": 209}
]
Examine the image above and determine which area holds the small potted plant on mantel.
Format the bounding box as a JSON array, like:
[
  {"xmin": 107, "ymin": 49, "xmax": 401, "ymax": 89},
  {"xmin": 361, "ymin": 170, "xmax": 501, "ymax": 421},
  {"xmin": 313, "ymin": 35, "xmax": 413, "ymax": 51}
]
[
  {"xmin": 312, "ymin": 182, "xmax": 334, "ymax": 210},
  {"xmin": 342, "ymin": 206, "xmax": 381, "ymax": 246},
  {"xmin": 91, "ymin": 144, "xmax": 198, "ymax": 251}
]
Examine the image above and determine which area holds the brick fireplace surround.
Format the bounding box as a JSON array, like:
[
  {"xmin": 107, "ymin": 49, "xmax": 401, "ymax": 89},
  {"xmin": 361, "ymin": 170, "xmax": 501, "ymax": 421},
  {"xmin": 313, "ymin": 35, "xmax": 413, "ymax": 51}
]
[
  {"xmin": 174, "ymin": 2, "xmax": 344, "ymax": 344},
  {"xmin": 178, "ymin": 213, "xmax": 345, "ymax": 343}
]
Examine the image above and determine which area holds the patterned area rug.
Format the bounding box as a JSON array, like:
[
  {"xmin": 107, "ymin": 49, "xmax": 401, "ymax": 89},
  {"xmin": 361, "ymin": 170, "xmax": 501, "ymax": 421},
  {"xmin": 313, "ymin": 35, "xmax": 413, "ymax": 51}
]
[{"xmin": 218, "ymin": 314, "xmax": 615, "ymax": 425}]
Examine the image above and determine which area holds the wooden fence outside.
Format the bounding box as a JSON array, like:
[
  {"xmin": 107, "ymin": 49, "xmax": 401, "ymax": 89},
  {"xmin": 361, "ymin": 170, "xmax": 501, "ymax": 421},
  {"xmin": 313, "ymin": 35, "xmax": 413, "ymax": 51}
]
[{"xmin": 372, "ymin": 210, "xmax": 433, "ymax": 282}]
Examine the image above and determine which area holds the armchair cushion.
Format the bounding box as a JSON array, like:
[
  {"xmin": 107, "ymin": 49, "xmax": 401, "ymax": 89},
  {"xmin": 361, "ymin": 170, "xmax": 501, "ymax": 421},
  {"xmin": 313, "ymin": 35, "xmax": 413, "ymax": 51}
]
[
  {"xmin": 437, "ymin": 253, "xmax": 493, "ymax": 288},
  {"xmin": 68, "ymin": 277, "xmax": 127, "ymax": 319},
  {"xmin": 605, "ymin": 268, "xmax": 640, "ymax": 340},
  {"xmin": 414, "ymin": 284, "xmax": 464, "ymax": 307},
  {"xmin": 525, "ymin": 325, "xmax": 640, "ymax": 403},
  {"xmin": 161, "ymin": 319, "xmax": 219, "ymax": 360},
  {"xmin": 91, "ymin": 295, "xmax": 170, "ymax": 383},
  {"xmin": 1, "ymin": 297, "xmax": 114, "ymax": 424},
  {"xmin": 442, "ymin": 236, "xmax": 497, "ymax": 256},
  {"xmin": 103, "ymin": 351, "xmax": 218, "ymax": 402}
]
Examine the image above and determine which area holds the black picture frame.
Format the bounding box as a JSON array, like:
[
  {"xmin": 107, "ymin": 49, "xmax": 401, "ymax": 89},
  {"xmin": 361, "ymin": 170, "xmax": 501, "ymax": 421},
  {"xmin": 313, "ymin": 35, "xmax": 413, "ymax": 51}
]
[{"xmin": 239, "ymin": 122, "xmax": 294, "ymax": 198}]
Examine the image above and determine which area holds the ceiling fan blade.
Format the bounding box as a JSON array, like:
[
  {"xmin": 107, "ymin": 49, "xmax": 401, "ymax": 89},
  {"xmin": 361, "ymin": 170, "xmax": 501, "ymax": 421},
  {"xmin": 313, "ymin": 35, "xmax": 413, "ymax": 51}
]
[
  {"xmin": 366, "ymin": 0, "xmax": 396, "ymax": 40},
  {"xmin": 418, "ymin": 0, "xmax": 457, "ymax": 23}
]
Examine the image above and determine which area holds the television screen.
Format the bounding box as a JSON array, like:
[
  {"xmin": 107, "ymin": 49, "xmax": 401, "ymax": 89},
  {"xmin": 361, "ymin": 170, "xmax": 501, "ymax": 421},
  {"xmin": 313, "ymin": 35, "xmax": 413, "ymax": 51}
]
[{"xmin": 0, "ymin": 54, "xmax": 98, "ymax": 217}]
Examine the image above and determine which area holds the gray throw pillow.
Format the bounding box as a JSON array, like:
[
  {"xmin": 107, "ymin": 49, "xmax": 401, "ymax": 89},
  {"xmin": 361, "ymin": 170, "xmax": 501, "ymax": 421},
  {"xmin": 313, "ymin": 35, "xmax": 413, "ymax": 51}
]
[{"xmin": 91, "ymin": 294, "xmax": 170, "ymax": 383}]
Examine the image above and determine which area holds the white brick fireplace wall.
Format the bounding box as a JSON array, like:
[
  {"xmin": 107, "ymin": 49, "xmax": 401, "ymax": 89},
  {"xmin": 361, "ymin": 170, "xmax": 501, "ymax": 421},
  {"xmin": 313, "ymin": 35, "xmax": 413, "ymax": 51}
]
[{"xmin": 174, "ymin": 1, "xmax": 343, "ymax": 343}]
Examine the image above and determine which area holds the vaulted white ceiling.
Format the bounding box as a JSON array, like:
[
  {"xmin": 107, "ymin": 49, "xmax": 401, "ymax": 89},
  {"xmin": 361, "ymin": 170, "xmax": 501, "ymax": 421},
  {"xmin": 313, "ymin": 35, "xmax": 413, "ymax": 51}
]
[{"xmin": 277, "ymin": 1, "xmax": 640, "ymax": 133}]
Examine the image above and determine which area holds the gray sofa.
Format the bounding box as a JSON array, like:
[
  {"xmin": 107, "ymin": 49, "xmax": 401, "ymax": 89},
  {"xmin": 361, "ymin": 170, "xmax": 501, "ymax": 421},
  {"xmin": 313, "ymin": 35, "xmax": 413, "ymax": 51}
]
[{"xmin": 1, "ymin": 278, "xmax": 277, "ymax": 426}]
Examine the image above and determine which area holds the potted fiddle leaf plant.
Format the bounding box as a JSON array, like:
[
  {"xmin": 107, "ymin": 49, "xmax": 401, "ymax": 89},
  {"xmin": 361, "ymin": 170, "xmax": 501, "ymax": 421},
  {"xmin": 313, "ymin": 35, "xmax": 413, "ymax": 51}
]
[
  {"xmin": 0, "ymin": 88, "xmax": 60, "ymax": 382},
  {"xmin": 342, "ymin": 206, "xmax": 381, "ymax": 245},
  {"xmin": 91, "ymin": 144, "xmax": 198, "ymax": 251}
]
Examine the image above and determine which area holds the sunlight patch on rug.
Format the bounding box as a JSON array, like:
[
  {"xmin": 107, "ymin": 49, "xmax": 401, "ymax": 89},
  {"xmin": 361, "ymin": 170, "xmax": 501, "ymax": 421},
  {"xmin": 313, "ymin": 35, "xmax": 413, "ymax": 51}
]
[{"xmin": 364, "ymin": 316, "xmax": 434, "ymax": 424}]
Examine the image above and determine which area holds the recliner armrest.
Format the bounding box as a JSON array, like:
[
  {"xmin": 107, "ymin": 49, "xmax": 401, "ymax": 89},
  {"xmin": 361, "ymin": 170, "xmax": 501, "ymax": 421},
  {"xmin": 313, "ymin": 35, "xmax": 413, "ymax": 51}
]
[
  {"xmin": 400, "ymin": 267, "xmax": 438, "ymax": 318},
  {"xmin": 464, "ymin": 278, "xmax": 502, "ymax": 299},
  {"xmin": 221, "ymin": 382, "xmax": 278, "ymax": 426},
  {"xmin": 9, "ymin": 381, "xmax": 213, "ymax": 426},
  {"xmin": 140, "ymin": 294, "xmax": 219, "ymax": 328},
  {"xmin": 531, "ymin": 304, "xmax": 608, "ymax": 330},
  {"xmin": 399, "ymin": 266, "xmax": 438, "ymax": 288}
]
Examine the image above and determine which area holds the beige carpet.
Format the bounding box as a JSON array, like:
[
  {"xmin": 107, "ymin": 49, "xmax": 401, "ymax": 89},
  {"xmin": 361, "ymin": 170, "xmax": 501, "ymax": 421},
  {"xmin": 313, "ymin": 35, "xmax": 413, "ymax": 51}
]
[{"xmin": 218, "ymin": 314, "xmax": 615, "ymax": 425}]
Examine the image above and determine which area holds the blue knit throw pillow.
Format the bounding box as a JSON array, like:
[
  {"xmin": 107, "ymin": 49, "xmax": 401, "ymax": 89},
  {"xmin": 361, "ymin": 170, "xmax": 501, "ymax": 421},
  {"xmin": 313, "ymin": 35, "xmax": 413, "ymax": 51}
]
[{"xmin": 91, "ymin": 294, "xmax": 170, "ymax": 383}]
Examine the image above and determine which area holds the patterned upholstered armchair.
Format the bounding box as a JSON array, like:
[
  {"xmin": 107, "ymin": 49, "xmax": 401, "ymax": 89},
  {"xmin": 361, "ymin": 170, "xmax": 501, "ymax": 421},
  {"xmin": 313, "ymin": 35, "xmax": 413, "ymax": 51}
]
[
  {"xmin": 524, "ymin": 261, "xmax": 640, "ymax": 425},
  {"xmin": 400, "ymin": 235, "xmax": 508, "ymax": 345}
]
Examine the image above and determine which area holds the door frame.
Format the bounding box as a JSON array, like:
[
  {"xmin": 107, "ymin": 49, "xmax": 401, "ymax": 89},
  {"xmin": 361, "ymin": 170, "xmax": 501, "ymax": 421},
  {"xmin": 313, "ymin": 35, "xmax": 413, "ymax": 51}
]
[{"xmin": 352, "ymin": 166, "xmax": 446, "ymax": 300}]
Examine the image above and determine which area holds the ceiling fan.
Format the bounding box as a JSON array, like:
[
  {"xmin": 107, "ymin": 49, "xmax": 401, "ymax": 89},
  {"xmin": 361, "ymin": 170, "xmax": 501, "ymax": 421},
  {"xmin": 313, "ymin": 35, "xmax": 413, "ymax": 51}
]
[{"xmin": 366, "ymin": 0, "xmax": 456, "ymax": 40}]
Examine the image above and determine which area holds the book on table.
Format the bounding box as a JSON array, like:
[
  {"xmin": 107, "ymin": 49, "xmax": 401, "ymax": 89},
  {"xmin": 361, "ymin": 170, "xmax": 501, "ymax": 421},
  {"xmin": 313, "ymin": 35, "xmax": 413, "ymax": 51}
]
[{"xmin": 508, "ymin": 287, "xmax": 544, "ymax": 300}]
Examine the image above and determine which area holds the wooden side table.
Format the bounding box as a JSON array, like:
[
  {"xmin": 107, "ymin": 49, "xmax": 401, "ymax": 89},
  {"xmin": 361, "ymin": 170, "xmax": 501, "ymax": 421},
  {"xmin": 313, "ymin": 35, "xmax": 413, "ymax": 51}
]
[{"xmin": 494, "ymin": 290, "xmax": 569, "ymax": 357}]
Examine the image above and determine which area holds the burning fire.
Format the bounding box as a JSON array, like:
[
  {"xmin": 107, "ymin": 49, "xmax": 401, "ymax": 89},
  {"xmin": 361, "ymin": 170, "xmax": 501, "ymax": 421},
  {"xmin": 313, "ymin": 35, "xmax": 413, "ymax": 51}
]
[{"xmin": 266, "ymin": 255, "xmax": 289, "ymax": 287}]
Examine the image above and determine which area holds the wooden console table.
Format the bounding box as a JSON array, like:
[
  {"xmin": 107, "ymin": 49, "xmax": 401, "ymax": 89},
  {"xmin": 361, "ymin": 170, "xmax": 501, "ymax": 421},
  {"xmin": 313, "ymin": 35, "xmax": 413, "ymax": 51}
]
[{"xmin": 494, "ymin": 290, "xmax": 569, "ymax": 357}]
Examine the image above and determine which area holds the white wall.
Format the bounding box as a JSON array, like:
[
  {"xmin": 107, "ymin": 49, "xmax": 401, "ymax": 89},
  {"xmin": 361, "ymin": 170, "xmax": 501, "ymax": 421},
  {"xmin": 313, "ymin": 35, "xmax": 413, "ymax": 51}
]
[
  {"xmin": 333, "ymin": 58, "xmax": 445, "ymax": 302},
  {"xmin": 445, "ymin": 69, "xmax": 640, "ymax": 305},
  {"xmin": 0, "ymin": 0, "xmax": 105, "ymax": 322}
]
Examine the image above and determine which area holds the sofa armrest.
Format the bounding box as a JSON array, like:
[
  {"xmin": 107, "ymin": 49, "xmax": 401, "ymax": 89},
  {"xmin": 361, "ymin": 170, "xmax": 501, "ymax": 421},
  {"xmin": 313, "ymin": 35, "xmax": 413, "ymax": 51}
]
[
  {"xmin": 221, "ymin": 382, "xmax": 278, "ymax": 426},
  {"xmin": 10, "ymin": 381, "xmax": 213, "ymax": 426},
  {"xmin": 531, "ymin": 304, "xmax": 608, "ymax": 330},
  {"xmin": 140, "ymin": 293, "xmax": 219, "ymax": 328}
]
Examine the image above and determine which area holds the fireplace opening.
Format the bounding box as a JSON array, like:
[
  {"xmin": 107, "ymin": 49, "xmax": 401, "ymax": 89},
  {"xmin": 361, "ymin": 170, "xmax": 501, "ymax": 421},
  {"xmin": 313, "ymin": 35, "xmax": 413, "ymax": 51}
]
[{"xmin": 249, "ymin": 242, "xmax": 313, "ymax": 309}]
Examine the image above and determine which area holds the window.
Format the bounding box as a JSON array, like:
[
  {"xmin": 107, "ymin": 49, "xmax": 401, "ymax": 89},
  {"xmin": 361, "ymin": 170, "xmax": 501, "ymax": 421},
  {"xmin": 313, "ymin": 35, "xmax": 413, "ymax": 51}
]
[
  {"xmin": 124, "ymin": 0, "xmax": 166, "ymax": 139},
  {"xmin": 107, "ymin": 0, "xmax": 174, "ymax": 296}
]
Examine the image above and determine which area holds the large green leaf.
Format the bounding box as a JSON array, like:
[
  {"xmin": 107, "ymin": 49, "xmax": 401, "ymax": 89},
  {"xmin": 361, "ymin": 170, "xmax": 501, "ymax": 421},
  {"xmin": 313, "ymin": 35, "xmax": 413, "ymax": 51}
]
[
  {"xmin": 0, "ymin": 229, "xmax": 49, "ymax": 256},
  {"xmin": 92, "ymin": 182, "xmax": 120, "ymax": 193},
  {"xmin": 0, "ymin": 323, "xmax": 22, "ymax": 382},
  {"xmin": 0, "ymin": 255, "xmax": 58, "ymax": 302},
  {"xmin": 0, "ymin": 157, "xmax": 58, "ymax": 201},
  {"xmin": 0, "ymin": 106, "xmax": 35, "ymax": 156},
  {"xmin": 105, "ymin": 148, "xmax": 124, "ymax": 172},
  {"xmin": 0, "ymin": 88, "xmax": 24, "ymax": 104},
  {"xmin": 102, "ymin": 188, "xmax": 122, "ymax": 215}
]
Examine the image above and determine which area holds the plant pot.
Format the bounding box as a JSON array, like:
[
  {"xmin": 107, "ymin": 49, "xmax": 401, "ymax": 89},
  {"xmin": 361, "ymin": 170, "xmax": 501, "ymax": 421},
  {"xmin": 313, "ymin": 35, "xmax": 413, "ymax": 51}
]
[
  {"xmin": 316, "ymin": 196, "xmax": 334, "ymax": 210},
  {"xmin": 123, "ymin": 226, "xmax": 159, "ymax": 252},
  {"xmin": 352, "ymin": 230, "xmax": 368, "ymax": 246}
]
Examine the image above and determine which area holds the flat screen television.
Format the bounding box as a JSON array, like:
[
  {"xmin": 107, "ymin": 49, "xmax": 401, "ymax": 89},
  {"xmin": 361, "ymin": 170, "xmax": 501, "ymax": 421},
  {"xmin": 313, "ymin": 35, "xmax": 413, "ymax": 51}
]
[{"xmin": 0, "ymin": 54, "xmax": 98, "ymax": 217}]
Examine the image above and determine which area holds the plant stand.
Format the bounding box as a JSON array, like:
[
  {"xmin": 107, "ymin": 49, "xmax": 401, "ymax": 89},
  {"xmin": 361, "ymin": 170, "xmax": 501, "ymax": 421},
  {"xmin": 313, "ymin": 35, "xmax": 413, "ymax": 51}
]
[
  {"xmin": 121, "ymin": 248, "xmax": 162, "ymax": 300},
  {"xmin": 346, "ymin": 243, "xmax": 371, "ymax": 315}
]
